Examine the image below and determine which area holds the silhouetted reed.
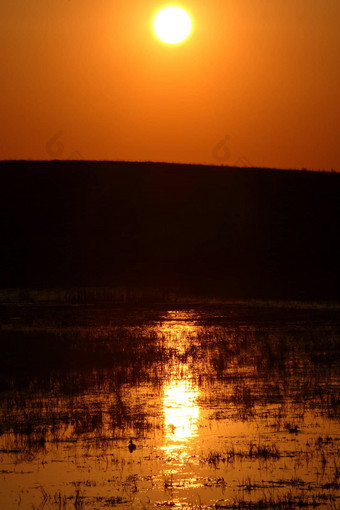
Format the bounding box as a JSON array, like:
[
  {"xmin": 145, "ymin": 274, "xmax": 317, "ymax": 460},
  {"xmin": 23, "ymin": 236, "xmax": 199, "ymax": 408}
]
[{"xmin": 0, "ymin": 300, "xmax": 339, "ymax": 510}]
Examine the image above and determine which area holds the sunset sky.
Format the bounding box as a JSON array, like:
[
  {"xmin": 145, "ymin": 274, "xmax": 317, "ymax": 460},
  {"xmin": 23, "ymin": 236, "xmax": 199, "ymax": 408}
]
[{"xmin": 1, "ymin": 0, "xmax": 339, "ymax": 171}]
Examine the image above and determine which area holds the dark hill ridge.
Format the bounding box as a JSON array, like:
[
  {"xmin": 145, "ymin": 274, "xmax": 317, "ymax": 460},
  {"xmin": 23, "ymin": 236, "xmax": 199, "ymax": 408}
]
[{"xmin": 0, "ymin": 160, "xmax": 339, "ymax": 300}]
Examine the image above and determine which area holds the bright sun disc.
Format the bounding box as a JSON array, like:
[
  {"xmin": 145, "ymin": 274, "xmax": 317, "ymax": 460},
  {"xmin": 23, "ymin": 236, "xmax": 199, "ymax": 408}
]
[{"xmin": 154, "ymin": 6, "xmax": 192, "ymax": 44}]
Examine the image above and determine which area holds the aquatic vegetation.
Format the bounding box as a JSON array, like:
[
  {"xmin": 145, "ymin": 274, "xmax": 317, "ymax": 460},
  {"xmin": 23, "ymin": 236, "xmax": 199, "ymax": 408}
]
[{"xmin": 0, "ymin": 303, "xmax": 339, "ymax": 509}]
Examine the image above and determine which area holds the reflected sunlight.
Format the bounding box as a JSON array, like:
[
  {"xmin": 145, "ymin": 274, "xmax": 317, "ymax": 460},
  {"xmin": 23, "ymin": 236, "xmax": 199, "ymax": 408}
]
[
  {"xmin": 163, "ymin": 377, "xmax": 199, "ymax": 445},
  {"xmin": 157, "ymin": 310, "xmax": 201, "ymax": 454},
  {"xmin": 157, "ymin": 310, "xmax": 198, "ymax": 355}
]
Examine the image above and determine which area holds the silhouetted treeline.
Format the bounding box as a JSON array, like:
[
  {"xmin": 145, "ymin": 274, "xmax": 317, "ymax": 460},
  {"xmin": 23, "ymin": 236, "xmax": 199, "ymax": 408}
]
[{"xmin": 0, "ymin": 161, "xmax": 339, "ymax": 300}]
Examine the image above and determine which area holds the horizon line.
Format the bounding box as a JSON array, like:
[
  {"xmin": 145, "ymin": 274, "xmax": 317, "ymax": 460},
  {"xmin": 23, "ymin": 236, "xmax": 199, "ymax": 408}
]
[{"xmin": 0, "ymin": 159, "xmax": 338, "ymax": 174}]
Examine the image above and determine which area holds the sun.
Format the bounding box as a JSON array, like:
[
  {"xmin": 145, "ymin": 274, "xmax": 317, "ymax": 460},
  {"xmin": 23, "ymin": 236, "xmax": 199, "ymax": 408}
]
[{"xmin": 153, "ymin": 6, "xmax": 192, "ymax": 45}]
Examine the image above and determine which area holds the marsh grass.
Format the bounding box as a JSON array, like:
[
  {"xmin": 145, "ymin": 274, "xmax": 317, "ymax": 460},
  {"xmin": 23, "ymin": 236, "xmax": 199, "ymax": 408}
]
[
  {"xmin": 213, "ymin": 494, "xmax": 334, "ymax": 508},
  {"xmin": 200, "ymin": 443, "xmax": 281, "ymax": 468},
  {"xmin": 0, "ymin": 303, "xmax": 339, "ymax": 509},
  {"xmin": 0, "ymin": 319, "xmax": 339, "ymax": 449}
]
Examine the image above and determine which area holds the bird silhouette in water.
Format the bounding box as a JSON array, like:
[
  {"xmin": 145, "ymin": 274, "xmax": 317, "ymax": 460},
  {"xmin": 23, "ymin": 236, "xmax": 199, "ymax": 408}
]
[{"xmin": 128, "ymin": 439, "xmax": 136, "ymax": 453}]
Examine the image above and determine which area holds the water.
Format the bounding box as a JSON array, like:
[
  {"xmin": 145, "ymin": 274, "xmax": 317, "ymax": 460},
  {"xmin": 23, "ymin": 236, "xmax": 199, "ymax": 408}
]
[{"xmin": 0, "ymin": 302, "xmax": 339, "ymax": 509}]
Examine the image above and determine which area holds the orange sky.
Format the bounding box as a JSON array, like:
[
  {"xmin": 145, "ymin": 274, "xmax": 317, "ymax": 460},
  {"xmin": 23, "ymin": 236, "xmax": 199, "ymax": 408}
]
[{"xmin": 1, "ymin": 0, "xmax": 339, "ymax": 170}]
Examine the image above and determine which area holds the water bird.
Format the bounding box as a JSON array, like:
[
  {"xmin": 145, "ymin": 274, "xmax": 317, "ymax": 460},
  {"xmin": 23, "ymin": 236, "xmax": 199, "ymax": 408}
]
[{"xmin": 128, "ymin": 439, "xmax": 136, "ymax": 453}]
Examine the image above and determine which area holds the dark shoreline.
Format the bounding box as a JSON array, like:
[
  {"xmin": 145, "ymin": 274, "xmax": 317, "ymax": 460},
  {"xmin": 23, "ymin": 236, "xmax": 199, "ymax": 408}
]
[{"xmin": 1, "ymin": 160, "xmax": 339, "ymax": 301}]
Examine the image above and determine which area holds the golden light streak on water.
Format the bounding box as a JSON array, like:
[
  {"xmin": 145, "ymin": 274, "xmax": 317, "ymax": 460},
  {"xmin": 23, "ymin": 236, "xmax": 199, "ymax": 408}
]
[
  {"xmin": 157, "ymin": 311, "xmax": 201, "ymax": 457},
  {"xmin": 163, "ymin": 376, "xmax": 199, "ymax": 446}
]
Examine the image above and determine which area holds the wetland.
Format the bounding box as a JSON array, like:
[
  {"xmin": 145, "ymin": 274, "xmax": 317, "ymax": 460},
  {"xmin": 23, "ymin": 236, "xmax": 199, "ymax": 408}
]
[{"xmin": 0, "ymin": 300, "xmax": 339, "ymax": 509}]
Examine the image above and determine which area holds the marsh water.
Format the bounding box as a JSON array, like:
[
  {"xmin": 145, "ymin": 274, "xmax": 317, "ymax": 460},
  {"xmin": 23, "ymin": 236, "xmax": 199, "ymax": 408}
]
[{"xmin": 0, "ymin": 301, "xmax": 339, "ymax": 509}]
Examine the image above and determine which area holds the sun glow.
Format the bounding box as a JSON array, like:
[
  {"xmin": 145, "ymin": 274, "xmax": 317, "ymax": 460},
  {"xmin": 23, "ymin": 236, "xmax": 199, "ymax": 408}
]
[
  {"xmin": 163, "ymin": 378, "xmax": 199, "ymax": 444},
  {"xmin": 153, "ymin": 6, "xmax": 192, "ymax": 44},
  {"xmin": 158, "ymin": 311, "xmax": 200, "ymax": 455}
]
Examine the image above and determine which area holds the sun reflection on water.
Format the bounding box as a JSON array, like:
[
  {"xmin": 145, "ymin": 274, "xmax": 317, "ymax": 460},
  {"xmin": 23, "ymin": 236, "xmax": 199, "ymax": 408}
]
[
  {"xmin": 163, "ymin": 376, "xmax": 199, "ymax": 444},
  {"xmin": 157, "ymin": 311, "xmax": 201, "ymax": 455}
]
